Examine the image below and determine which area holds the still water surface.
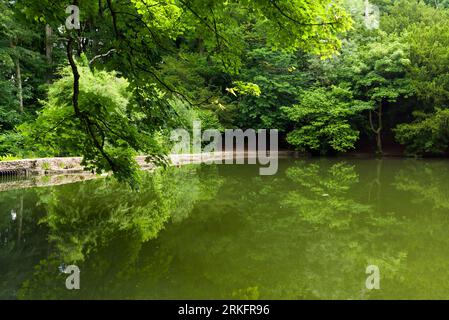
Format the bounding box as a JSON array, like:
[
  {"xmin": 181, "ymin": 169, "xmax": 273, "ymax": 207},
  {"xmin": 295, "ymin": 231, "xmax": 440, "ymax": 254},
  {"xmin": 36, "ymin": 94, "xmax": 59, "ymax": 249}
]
[{"xmin": 1, "ymin": 158, "xmax": 449, "ymax": 299}]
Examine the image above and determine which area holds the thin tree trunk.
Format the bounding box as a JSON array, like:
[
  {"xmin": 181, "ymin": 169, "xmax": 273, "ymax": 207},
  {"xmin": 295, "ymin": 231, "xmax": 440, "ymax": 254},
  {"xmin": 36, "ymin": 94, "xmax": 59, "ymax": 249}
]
[
  {"xmin": 369, "ymin": 101, "xmax": 383, "ymax": 155},
  {"xmin": 376, "ymin": 131, "xmax": 382, "ymax": 154},
  {"xmin": 15, "ymin": 58, "xmax": 24, "ymax": 113},
  {"xmin": 11, "ymin": 37, "xmax": 24, "ymax": 113},
  {"xmin": 67, "ymin": 38, "xmax": 81, "ymax": 116},
  {"xmin": 376, "ymin": 102, "xmax": 383, "ymax": 154},
  {"xmin": 45, "ymin": 24, "xmax": 53, "ymax": 64},
  {"xmin": 106, "ymin": 0, "xmax": 120, "ymax": 39}
]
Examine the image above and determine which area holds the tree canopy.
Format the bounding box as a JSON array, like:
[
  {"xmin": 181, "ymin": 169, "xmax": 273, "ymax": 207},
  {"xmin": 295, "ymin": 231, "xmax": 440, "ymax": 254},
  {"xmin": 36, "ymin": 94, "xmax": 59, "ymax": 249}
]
[{"xmin": 2, "ymin": 0, "xmax": 449, "ymax": 182}]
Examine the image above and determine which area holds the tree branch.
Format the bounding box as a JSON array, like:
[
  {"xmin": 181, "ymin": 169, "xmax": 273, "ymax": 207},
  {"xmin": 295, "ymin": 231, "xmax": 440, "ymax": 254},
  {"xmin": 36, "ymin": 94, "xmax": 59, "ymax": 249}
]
[
  {"xmin": 89, "ymin": 49, "xmax": 116, "ymax": 65},
  {"xmin": 67, "ymin": 34, "xmax": 118, "ymax": 173},
  {"xmin": 106, "ymin": 0, "xmax": 120, "ymax": 39}
]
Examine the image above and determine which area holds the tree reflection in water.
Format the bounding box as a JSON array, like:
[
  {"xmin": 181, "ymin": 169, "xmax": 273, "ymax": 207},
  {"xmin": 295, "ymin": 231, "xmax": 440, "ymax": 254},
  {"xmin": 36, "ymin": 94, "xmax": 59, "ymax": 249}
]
[{"xmin": 1, "ymin": 159, "xmax": 449, "ymax": 299}]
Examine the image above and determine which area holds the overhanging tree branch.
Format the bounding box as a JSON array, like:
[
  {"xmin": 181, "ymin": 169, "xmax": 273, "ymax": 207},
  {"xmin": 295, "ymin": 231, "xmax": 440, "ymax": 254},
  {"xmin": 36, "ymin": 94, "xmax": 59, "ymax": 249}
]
[{"xmin": 67, "ymin": 34, "xmax": 118, "ymax": 173}]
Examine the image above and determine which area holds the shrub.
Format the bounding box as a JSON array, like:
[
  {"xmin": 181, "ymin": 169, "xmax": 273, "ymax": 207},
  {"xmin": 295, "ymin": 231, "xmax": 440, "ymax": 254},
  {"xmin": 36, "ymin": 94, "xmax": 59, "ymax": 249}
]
[
  {"xmin": 394, "ymin": 109, "xmax": 449, "ymax": 155},
  {"xmin": 282, "ymin": 86, "xmax": 367, "ymax": 155}
]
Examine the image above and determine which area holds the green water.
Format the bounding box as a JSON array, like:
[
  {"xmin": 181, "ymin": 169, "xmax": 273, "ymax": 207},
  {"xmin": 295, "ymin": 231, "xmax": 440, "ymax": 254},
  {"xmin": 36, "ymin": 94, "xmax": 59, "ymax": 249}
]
[{"xmin": 1, "ymin": 158, "xmax": 449, "ymax": 300}]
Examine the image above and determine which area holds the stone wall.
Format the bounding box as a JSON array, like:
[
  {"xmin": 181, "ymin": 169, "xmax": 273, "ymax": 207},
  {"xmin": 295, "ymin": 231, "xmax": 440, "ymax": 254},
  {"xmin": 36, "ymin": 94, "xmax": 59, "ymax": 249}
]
[
  {"xmin": 0, "ymin": 151, "xmax": 300, "ymax": 176},
  {"xmin": 0, "ymin": 157, "xmax": 84, "ymax": 176}
]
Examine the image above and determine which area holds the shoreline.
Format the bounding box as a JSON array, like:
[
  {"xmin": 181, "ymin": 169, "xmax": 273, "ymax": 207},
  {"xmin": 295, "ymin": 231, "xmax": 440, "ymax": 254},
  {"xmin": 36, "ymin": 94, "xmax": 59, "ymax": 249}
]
[
  {"xmin": 0, "ymin": 151, "xmax": 299, "ymax": 191},
  {"xmin": 0, "ymin": 151, "xmax": 445, "ymax": 192},
  {"xmin": 0, "ymin": 150, "xmax": 436, "ymax": 177}
]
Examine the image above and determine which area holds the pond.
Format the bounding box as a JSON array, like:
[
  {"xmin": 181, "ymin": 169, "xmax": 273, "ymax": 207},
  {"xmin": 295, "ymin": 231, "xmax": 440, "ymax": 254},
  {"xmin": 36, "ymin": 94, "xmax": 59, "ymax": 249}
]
[{"xmin": 1, "ymin": 158, "xmax": 449, "ymax": 300}]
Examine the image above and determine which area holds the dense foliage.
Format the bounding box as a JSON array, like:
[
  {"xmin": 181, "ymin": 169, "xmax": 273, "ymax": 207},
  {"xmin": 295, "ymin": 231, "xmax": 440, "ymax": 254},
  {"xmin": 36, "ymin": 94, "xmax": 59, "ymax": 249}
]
[
  {"xmin": 282, "ymin": 86, "xmax": 364, "ymax": 154},
  {"xmin": 2, "ymin": 0, "xmax": 449, "ymax": 183}
]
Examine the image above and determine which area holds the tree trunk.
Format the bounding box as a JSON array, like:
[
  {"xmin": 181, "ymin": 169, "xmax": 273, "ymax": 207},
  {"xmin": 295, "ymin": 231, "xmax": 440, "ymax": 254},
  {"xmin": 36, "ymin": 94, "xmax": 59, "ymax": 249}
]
[
  {"xmin": 67, "ymin": 32, "xmax": 118, "ymax": 174},
  {"xmin": 376, "ymin": 130, "xmax": 382, "ymax": 154},
  {"xmin": 67, "ymin": 38, "xmax": 80, "ymax": 116},
  {"xmin": 369, "ymin": 101, "xmax": 383, "ymax": 155},
  {"xmin": 15, "ymin": 58, "xmax": 24, "ymax": 113},
  {"xmin": 376, "ymin": 102, "xmax": 383, "ymax": 155},
  {"xmin": 45, "ymin": 24, "xmax": 53, "ymax": 64},
  {"xmin": 11, "ymin": 37, "xmax": 24, "ymax": 113}
]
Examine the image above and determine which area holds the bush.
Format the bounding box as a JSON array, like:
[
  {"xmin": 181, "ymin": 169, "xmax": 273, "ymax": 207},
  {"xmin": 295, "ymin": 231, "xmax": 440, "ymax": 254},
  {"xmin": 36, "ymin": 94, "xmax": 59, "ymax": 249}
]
[
  {"xmin": 282, "ymin": 86, "xmax": 366, "ymax": 155},
  {"xmin": 394, "ymin": 109, "xmax": 449, "ymax": 156}
]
